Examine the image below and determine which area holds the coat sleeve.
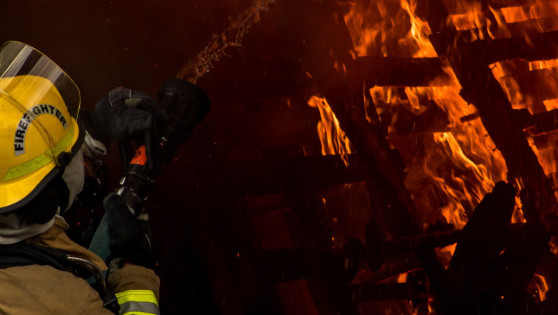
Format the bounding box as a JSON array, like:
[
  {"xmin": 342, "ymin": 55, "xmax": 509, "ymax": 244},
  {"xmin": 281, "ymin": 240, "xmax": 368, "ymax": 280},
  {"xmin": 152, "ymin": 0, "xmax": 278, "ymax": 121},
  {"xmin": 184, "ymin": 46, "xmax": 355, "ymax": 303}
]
[{"xmin": 107, "ymin": 264, "xmax": 161, "ymax": 315}]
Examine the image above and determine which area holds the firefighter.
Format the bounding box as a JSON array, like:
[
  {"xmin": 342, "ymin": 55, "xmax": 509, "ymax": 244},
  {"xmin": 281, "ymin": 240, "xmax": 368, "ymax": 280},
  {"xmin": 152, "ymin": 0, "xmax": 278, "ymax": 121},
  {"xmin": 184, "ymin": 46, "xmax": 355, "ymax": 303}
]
[{"xmin": 0, "ymin": 41, "xmax": 209, "ymax": 314}]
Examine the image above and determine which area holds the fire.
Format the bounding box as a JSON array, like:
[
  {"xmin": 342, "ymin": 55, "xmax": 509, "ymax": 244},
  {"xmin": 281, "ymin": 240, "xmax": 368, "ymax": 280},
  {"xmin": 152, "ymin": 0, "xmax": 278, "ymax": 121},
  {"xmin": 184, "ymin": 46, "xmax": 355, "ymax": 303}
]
[
  {"xmin": 342, "ymin": 0, "xmax": 508, "ymax": 230},
  {"xmin": 526, "ymin": 132, "xmax": 558, "ymax": 201},
  {"xmin": 370, "ymin": 84, "xmax": 507, "ymax": 229},
  {"xmin": 445, "ymin": 1, "xmax": 558, "ymax": 41},
  {"xmin": 532, "ymin": 273, "xmax": 550, "ymax": 302},
  {"xmin": 342, "ymin": 0, "xmax": 436, "ymax": 58},
  {"xmin": 434, "ymin": 243, "xmax": 457, "ymax": 270},
  {"xmin": 399, "ymin": 0, "xmax": 437, "ymax": 58},
  {"xmin": 500, "ymin": 2, "xmax": 558, "ymax": 26},
  {"xmin": 490, "ymin": 61, "xmax": 529, "ymax": 112},
  {"xmin": 491, "ymin": 58, "xmax": 558, "ymax": 114},
  {"xmin": 320, "ymin": 0, "xmax": 558, "ymax": 312},
  {"xmin": 307, "ymin": 96, "xmax": 353, "ymax": 166},
  {"xmin": 491, "ymin": 56, "xmax": 558, "ymax": 199}
]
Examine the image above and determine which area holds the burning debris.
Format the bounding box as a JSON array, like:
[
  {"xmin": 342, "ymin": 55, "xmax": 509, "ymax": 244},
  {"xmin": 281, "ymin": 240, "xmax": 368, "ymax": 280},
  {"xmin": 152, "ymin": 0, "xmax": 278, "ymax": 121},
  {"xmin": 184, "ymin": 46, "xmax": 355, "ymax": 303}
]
[
  {"xmin": 44, "ymin": 0, "xmax": 558, "ymax": 313},
  {"xmin": 288, "ymin": 0, "xmax": 558, "ymax": 314},
  {"xmin": 307, "ymin": 96, "xmax": 353, "ymax": 166}
]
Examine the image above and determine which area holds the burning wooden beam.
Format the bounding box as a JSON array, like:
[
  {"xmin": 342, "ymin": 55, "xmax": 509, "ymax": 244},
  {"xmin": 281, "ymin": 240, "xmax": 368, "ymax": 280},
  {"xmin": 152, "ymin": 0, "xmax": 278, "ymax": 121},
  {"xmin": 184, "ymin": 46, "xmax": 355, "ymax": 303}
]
[
  {"xmin": 227, "ymin": 154, "xmax": 366, "ymax": 195},
  {"xmin": 353, "ymin": 57, "xmax": 449, "ymax": 87},
  {"xmin": 417, "ymin": 0, "xmax": 558, "ymax": 222},
  {"xmin": 532, "ymin": 109, "xmax": 558, "ymax": 134},
  {"xmin": 351, "ymin": 282, "xmax": 426, "ymax": 303},
  {"xmin": 469, "ymin": 30, "xmax": 558, "ymax": 64}
]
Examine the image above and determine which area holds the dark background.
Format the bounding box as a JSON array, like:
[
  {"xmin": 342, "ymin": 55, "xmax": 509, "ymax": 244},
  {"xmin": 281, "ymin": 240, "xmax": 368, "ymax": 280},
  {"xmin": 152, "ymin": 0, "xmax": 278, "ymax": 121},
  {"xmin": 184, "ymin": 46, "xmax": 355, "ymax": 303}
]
[{"xmin": 0, "ymin": 1, "xmax": 359, "ymax": 314}]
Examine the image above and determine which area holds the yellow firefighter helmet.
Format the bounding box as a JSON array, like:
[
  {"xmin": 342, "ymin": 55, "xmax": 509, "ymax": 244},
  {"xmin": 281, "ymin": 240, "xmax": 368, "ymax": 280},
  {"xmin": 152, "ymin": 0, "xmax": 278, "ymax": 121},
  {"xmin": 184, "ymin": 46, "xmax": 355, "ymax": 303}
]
[{"xmin": 0, "ymin": 41, "xmax": 83, "ymax": 213}]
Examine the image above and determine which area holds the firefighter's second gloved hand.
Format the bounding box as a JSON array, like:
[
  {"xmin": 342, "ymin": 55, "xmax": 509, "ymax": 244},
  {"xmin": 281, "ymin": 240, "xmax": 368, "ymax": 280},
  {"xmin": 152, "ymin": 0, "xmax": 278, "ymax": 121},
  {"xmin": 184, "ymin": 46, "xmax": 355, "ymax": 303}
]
[
  {"xmin": 82, "ymin": 87, "xmax": 165, "ymax": 147},
  {"xmin": 104, "ymin": 192, "xmax": 154, "ymax": 268}
]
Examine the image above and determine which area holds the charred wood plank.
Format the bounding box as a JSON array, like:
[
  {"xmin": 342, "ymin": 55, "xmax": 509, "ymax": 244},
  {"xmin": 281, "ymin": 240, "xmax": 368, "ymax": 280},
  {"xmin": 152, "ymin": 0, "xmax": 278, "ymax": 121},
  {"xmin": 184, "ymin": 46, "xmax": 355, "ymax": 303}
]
[
  {"xmin": 321, "ymin": 82, "xmax": 423, "ymax": 242},
  {"xmin": 531, "ymin": 109, "xmax": 558, "ymax": 134},
  {"xmin": 465, "ymin": 30, "xmax": 558, "ymax": 64},
  {"xmin": 416, "ymin": 0, "xmax": 558, "ymax": 223},
  {"xmin": 489, "ymin": 0, "xmax": 556, "ymax": 9},
  {"xmin": 277, "ymin": 0, "xmax": 424, "ymax": 243},
  {"xmin": 417, "ymin": 1, "xmax": 558, "ymax": 63},
  {"xmin": 227, "ymin": 154, "xmax": 366, "ymax": 195},
  {"xmin": 310, "ymin": 13, "xmax": 422, "ymax": 236},
  {"xmin": 353, "ymin": 57, "xmax": 448, "ymax": 87},
  {"xmin": 351, "ymin": 282, "xmax": 425, "ymax": 303}
]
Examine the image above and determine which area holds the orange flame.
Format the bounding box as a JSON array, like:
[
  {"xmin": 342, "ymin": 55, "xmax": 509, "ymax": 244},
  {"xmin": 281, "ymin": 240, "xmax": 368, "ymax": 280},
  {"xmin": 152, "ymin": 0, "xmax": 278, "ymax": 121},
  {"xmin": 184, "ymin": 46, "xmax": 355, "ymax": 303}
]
[
  {"xmin": 526, "ymin": 132, "xmax": 558, "ymax": 201},
  {"xmin": 493, "ymin": 56, "xmax": 558, "ymax": 199},
  {"xmin": 446, "ymin": 1, "xmax": 558, "ymax": 41},
  {"xmin": 550, "ymin": 236, "xmax": 558, "ymax": 256},
  {"xmin": 371, "ymin": 84, "xmax": 507, "ymax": 229},
  {"xmin": 510, "ymin": 178, "xmax": 527, "ymax": 224},
  {"xmin": 532, "ymin": 273, "xmax": 550, "ymax": 302},
  {"xmin": 434, "ymin": 243, "xmax": 457, "ymax": 270},
  {"xmin": 342, "ymin": 0, "xmax": 436, "ymax": 58},
  {"xmin": 344, "ymin": 0, "xmax": 508, "ymax": 230},
  {"xmin": 307, "ymin": 96, "xmax": 353, "ymax": 166}
]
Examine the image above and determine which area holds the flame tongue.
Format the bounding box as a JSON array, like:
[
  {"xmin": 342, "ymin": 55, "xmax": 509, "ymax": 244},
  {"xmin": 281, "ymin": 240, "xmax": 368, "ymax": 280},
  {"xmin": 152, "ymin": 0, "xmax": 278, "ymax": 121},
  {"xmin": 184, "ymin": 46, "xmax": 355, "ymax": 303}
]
[
  {"xmin": 443, "ymin": 0, "xmax": 558, "ymax": 41},
  {"xmin": 307, "ymin": 96, "xmax": 353, "ymax": 166},
  {"xmin": 342, "ymin": 0, "xmax": 436, "ymax": 58},
  {"xmin": 341, "ymin": 0, "xmax": 508, "ymax": 229}
]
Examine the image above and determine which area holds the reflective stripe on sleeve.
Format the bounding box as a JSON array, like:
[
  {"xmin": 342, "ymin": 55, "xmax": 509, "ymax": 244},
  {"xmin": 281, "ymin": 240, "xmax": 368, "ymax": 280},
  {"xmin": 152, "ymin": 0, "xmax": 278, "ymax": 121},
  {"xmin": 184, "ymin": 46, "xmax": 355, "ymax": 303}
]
[{"xmin": 115, "ymin": 290, "xmax": 160, "ymax": 315}]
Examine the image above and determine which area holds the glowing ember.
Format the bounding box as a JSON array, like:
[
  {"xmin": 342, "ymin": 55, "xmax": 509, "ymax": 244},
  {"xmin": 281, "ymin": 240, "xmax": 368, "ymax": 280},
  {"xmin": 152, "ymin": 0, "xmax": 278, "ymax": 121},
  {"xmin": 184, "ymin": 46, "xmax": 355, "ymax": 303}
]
[
  {"xmin": 307, "ymin": 96, "xmax": 353, "ymax": 166},
  {"xmin": 494, "ymin": 56, "xmax": 558, "ymax": 200},
  {"xmin": 396, "ymin": 272, "xmax": 408, "ymax": 283},
  {"xmin": 444, "ymin": 0, "xmax": 558, "ymax": 41},
  {"xmin": 532, "ymin": 273, "xmax": 550, "ymax": 302},
  {"xmin": 526, "ymin": 132, "xmax": 558, "ymax": 201},
  {"xmin": 491, "ymin": 58, "xmax": 558, "ymax": 114},
  {"xmin": 434, "ymin": 243, "xmax": 457, "ymax": 270},
  {"xmin": 529, "ymin": 59, "xmax": 558, "ymax": 71},
  {"xmin": 550, "ymin": 236, "xmax": 558, "ymax": 256},
  {"xmin": 499, "ymin": 6, "xmax": 531, "ymax": 24}
]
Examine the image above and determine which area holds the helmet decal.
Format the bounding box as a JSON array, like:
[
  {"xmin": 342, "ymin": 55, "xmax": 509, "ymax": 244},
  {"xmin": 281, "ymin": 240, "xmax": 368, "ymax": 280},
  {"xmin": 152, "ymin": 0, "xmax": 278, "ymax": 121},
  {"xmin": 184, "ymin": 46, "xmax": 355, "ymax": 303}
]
[{"xmin": 14, "ymin": 104, "xmax": 68, "ymax": 156}]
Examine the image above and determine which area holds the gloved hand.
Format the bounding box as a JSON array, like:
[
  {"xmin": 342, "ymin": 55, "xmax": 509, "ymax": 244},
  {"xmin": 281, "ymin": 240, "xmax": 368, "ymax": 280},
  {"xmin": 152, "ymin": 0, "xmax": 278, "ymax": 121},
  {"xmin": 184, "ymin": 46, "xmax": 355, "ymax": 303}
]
[
  {"xmin": 104, "ymin": 192, "xmax": 153, "ymax": 268},
  {"xmin": 81, "ymin": 87, "xmax": 165, "ymax": 149},
  {"xmin": 97, "ymin": 79, "xmax": 210, "ymax": 269}
]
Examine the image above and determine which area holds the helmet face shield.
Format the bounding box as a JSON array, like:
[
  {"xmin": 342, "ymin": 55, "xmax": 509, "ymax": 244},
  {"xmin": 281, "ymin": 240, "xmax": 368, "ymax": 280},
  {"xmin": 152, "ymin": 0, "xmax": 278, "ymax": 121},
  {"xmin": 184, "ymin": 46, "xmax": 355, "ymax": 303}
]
[
  {"xmin": 0, "ymin": 41, "xmax": 80, "ymax": 118},
  {"xmin": 0, "ymin": 41, "xmax": 82, "ymax": 213}
]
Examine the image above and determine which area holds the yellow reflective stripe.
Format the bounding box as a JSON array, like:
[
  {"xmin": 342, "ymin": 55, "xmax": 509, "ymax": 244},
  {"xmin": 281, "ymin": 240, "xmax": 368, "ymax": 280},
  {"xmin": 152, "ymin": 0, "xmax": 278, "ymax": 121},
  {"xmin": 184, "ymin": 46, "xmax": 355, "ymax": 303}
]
[
  {"xmin": 115, "ymin": 290, "xmax": 159, "ymax": 306},
  {"xmin": 3, "ymin": 125, "xmax": 74, "ymax": 181},
  {"xmin": 122, "ymin": 312, "xmax": 158, "ymax": 315}
]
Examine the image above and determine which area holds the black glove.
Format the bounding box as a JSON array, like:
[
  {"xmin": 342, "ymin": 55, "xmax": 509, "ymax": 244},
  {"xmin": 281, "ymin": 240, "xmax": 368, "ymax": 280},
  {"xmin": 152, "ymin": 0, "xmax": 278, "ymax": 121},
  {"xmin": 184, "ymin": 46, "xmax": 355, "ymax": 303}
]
[
  {"xmin": 104, "ymin": 192, "xmax": 153, "ymax": 267},
  {"xmin": 100, "ymin": 79, "xmax": 210, "ymax": 268},
  {"xmin": 81, "ymin": 87, "xmax": 165, "ymax": 149}
]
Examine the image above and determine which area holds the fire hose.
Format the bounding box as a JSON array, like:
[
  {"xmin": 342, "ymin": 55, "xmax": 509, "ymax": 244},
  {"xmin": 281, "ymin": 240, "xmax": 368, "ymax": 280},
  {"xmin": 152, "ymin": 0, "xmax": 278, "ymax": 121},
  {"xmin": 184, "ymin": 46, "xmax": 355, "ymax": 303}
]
[{"xmin": 87, "ymin": 0, "xmax": 277, "ymax": 263}]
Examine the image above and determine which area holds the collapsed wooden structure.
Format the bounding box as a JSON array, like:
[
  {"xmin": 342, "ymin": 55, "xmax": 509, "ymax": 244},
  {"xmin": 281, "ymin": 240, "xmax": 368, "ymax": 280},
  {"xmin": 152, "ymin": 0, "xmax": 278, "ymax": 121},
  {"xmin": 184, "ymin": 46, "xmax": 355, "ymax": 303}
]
[{"xmin": 142, "ymin": 0, "xmax": 558, "ymax": 314}]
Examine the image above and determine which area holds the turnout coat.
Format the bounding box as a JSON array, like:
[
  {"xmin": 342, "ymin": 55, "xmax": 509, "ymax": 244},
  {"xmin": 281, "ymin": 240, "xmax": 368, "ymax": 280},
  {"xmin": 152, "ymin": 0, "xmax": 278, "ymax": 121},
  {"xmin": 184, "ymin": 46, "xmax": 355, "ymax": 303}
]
[{"xmin": 0, "ymin": 218, "xmax": 160, "ymax": 315}]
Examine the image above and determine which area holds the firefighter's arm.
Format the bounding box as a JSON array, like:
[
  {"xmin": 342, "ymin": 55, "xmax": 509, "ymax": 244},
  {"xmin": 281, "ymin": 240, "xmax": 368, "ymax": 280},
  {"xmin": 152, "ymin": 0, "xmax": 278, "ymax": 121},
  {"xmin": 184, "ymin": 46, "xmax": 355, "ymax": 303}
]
[
  {"xmin": 87, "ymin": 79, "xmax": 209, "ymax": 314},
  {"xmin": 107, "ymin": 262, "xmax": 161, "ymax": 315}
]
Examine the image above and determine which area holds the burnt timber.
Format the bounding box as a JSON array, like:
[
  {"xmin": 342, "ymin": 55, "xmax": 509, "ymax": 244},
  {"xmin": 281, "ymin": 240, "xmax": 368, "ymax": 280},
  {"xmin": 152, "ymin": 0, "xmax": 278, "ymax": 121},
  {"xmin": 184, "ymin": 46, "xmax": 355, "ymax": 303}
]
[{"xmin": 416, "ymin": 0, "xmax": 558, "ymax": 223}]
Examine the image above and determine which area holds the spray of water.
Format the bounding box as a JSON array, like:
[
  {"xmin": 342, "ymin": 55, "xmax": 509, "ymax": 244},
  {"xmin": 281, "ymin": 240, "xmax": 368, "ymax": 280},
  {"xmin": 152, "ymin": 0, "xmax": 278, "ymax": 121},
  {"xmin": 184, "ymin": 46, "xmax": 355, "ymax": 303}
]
[{"xmin": 177, "ymin": 0, "xmax": 276, "ymax": 83}]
